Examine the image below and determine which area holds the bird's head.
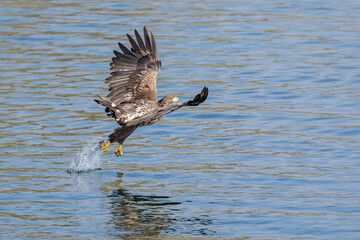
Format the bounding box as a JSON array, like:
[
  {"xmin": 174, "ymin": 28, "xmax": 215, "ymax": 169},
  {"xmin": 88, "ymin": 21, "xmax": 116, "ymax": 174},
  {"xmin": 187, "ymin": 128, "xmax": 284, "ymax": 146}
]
[{"xmin": 159, "ymin": 95, "xmax": 179, "ymax": 107}]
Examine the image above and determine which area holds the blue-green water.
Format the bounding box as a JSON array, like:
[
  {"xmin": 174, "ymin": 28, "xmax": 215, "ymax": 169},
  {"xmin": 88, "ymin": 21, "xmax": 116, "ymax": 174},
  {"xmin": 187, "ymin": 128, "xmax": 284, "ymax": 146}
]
[{"xmin": 1, "ymin": 0, "xmax": 360, "ymax": 239}]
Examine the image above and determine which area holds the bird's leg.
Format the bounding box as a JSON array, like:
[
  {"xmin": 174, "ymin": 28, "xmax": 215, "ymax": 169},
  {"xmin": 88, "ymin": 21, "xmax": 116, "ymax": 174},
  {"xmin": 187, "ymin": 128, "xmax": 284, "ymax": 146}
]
[
  {"xmin": 101, "ymin": 141, "xmax": 111, "ymax": 152},
  {"xmin": 114, "ymin": 144, "xmax": 123, "ymax": 157}
]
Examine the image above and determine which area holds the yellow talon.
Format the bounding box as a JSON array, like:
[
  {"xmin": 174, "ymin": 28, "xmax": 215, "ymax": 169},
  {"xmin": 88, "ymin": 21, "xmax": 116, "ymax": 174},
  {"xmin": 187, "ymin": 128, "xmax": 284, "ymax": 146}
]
[
  {"xmin": 101, "ymin": 141, "xmax": 111, "ymax": 152},
  {"xmin": 115, "ymin": 144, "xmax": 123, "ymax": 157}
]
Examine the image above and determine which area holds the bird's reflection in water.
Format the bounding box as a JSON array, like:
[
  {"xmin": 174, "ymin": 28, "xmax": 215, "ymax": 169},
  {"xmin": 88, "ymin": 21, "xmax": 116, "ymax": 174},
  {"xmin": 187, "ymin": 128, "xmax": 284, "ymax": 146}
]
[
  {"xmin": 107, "ymin": 187, "xmax": 179, "ymax": 238},
  {"xmin": 106, "ymin": 174, "xmax": 215, "ymax": 238},
  {"xmin": 69, "ymin": 171, "xmax": 215, "ymax": 237}
]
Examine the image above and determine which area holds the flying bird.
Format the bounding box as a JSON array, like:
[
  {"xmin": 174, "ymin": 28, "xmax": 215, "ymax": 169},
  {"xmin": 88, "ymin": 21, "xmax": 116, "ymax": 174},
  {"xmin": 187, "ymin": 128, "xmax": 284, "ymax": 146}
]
[{"xmin": 95, "ymin": 27, "xmax": 208, "ymax": 157}]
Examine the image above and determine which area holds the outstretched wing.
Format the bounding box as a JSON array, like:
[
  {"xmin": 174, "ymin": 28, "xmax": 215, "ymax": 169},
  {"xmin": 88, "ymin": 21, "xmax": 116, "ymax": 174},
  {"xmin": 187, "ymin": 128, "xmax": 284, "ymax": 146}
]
[
  {"xmin": 126, "ymin": 87, "xmax": 208, "ymax": 127},
  {"xmin": 106, "ymin": 26, "xmax": 161, "ymax": 105}
]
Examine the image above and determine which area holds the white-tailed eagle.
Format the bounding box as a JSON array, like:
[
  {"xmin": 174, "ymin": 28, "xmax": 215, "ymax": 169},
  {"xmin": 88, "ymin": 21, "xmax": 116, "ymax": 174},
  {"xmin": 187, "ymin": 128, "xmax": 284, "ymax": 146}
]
[{"xmin": 95, "ymin": 27, "xmax": 208, "ymax": 156}]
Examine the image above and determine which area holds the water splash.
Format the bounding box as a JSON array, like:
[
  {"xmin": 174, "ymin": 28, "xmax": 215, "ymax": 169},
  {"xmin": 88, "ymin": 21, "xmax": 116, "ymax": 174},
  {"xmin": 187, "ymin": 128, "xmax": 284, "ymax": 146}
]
[{"xmin": 68, "ymin": 137, "xmax": 104, "ymax": 173}]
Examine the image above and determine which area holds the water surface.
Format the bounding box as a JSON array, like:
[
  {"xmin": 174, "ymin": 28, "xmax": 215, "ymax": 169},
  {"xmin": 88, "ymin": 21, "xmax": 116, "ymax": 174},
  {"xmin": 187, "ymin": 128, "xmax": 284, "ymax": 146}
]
[{"xmin": 1, "ymin": 0, "xmax": 360, "ymax": 239}]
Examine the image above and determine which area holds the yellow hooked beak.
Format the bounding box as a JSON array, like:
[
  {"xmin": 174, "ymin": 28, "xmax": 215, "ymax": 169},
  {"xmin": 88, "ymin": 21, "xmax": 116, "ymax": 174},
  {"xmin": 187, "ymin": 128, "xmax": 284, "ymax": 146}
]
[{"xmin": 172, "ymin": 97, "xmax": 180, "ymax": 102}]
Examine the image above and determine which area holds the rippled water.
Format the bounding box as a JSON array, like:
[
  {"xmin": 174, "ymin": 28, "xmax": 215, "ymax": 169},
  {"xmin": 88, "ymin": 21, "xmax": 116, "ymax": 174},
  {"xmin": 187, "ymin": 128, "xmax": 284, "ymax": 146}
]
[{"xmin": 1, "ymin": 0, "xmax": 360, "ymax": 239}]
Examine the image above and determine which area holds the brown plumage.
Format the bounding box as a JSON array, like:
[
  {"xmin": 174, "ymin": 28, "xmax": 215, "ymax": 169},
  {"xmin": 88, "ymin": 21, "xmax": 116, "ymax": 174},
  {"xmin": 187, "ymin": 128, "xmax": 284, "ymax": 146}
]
[{"xmin": 95, "ymin": 27, "xmax": 208, "ymax": 157}]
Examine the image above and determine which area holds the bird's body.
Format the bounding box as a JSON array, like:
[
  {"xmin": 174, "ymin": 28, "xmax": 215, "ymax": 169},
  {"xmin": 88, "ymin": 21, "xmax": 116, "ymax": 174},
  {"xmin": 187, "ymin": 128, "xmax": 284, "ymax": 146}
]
[{"xmin": 95, "ymin": 27, "xmax": 208, "ymax": 156}]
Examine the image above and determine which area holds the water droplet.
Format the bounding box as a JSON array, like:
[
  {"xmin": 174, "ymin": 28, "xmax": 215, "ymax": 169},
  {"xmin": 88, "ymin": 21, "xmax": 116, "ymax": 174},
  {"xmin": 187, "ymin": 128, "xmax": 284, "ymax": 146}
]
[{"xmin": 68, "ymin": 137, "xmax": 103, "ymax": 173}]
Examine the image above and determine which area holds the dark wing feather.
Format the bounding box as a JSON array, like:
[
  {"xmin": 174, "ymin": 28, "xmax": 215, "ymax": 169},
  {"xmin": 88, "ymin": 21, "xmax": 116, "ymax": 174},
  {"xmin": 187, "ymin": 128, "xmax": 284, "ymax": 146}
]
[
  {"xmin": 106, "ymin": 26, "xmax": 161, "ymax": 104},
  {"xmin": 134, "ymin": 29, "xmax": 147, "ymax": 54},
  {"xmin": 126, "ymin": 87, "xmax": 208, "ymax": 127},
  {"xmin": 151, "ymin": 33, "xmax": 157, "ymax": 58},
  {"xmin": 184, "ymin": 87, "xmax": 208, "ymax": 106},
  {"xmin": 143, "ymin": 27, "xmax": 152, "ymax": 53}
]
